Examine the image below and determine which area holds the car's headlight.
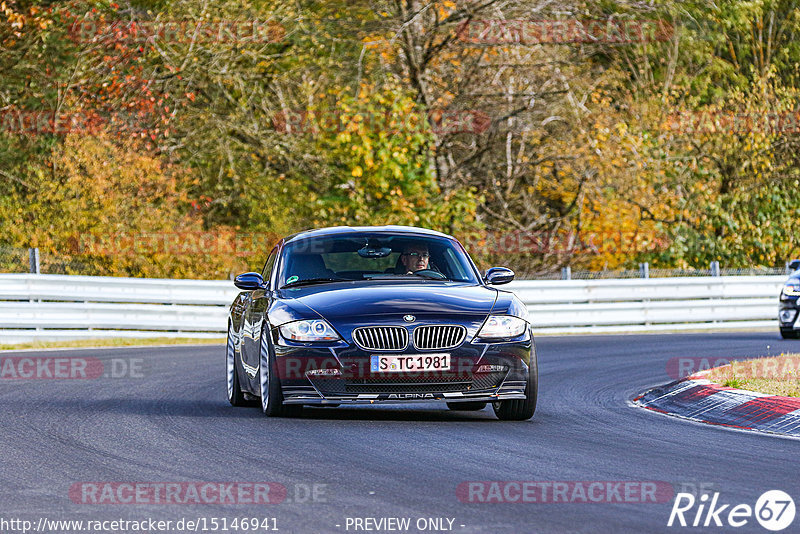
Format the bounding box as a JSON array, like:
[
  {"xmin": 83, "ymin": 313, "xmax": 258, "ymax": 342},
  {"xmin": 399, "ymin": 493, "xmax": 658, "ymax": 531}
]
[
  {"xmin": 477, "ymin": 315, "xmax": 527, "ymax": 339},
  {"xmin": 279, "ymin": 320, "xmax": 340, "ymax": 342},
  {"xmin": 783, "ymin": 282, "xmax": 800, "ymax": 297}
]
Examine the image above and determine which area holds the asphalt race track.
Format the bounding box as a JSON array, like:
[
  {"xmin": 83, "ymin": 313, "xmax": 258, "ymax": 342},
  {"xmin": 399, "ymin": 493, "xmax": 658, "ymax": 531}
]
[{"xmin": 2, "ymin": 332, "xmax": 800, "ymax": 534}]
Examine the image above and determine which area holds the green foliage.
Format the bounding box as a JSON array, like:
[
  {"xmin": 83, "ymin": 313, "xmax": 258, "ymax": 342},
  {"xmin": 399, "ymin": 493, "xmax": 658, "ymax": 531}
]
[
  {"xmin": 724, "ymin": 377, "xmax": 744, "ymax": 389},
  {"xmin": 665, "ymin": 181, "xmax": 800, "ymax": 267},
  {"xmin": 307, "ymin": 86, "xmax": 479, "ymax": 234}
]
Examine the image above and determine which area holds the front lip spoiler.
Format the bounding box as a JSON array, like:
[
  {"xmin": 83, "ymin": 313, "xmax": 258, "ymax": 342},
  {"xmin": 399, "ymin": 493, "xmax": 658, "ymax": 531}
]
[
  {"xmin": 282, "ymin": 378, "xmax": 528, "ymax": 404},
  {"xmin": 281, "ymin": 391, "xmax": 526, "ymax": 405}
]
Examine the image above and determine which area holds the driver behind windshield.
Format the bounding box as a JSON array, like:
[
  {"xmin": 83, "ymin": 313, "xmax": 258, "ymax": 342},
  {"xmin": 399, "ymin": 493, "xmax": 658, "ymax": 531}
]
[{"xmin": 398, "ymin": 244, "xmax": 430, "ymax": 274}]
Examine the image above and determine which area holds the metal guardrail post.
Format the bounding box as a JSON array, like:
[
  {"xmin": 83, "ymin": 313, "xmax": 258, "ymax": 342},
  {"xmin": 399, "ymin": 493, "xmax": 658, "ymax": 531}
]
[
  {"xmin": 28, "ymin": 248, "xmax": 40, "ymax": 274},
  {"xmin": 639, "ymin": 262, "xmax": 651, "ymax": 324},
  {"xmin": 710, "ymin": 261, "xmax": 720, "ymax": 277},
  {"xmin": 561, "ymin": 266, "xmax": 571, "ymax": 280}
]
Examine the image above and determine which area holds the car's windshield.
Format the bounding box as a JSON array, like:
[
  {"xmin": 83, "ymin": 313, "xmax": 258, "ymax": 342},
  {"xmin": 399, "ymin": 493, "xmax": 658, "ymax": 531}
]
[{"xmin": 278, "ymin": 233, "xmax": 479, "ymax": 287}]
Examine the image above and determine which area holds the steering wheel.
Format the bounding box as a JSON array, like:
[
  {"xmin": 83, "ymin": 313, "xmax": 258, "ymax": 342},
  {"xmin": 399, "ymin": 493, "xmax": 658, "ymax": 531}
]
[{"xmin": 412, "ymin": 269, "xmax": 447, "ymax": 280}]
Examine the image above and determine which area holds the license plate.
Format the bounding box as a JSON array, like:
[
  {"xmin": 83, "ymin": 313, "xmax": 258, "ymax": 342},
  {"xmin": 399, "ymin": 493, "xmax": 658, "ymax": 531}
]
[{"xmin": 371, "ymin": 353, "xmax": 450, "ymax": 372}]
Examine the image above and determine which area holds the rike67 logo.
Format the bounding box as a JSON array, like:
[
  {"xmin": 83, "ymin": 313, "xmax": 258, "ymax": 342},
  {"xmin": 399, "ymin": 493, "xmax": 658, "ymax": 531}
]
[{"xmin": 668, "ymin": 490, "xmax": 795, "ymax": 531}]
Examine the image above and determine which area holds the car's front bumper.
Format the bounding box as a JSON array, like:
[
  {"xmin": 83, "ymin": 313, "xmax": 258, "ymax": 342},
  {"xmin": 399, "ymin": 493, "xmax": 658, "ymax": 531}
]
[
  {"xmin": 272, "ymin": 335, "xmax": 531, "ymax": 405},
  {"xmin": 779, "ymin": 295, "xmax": 800, "ymax": 331}
]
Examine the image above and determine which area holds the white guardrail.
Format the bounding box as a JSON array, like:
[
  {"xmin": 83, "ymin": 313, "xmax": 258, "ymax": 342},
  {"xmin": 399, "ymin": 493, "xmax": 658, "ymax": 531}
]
[{"xmin": 0, "ymin": 273, "xmax": 786, "ymax": 343}]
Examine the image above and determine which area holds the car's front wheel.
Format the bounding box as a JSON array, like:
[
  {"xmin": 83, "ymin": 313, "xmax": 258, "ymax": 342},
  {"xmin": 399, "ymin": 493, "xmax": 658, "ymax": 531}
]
[
  {"xmin": 493, "ymin": 344, "xmax": 538, "ymax": 421},
  {"xmin": 259, "ymin": 325, "xmax": 302, "ymax": 417},
  {"xmin": 781, "ymin": 328, "xmax": 799, "ymax": 339},
  {"xmin": 226, "ymin": 321, "xmax": 247, "ymax": 407}
]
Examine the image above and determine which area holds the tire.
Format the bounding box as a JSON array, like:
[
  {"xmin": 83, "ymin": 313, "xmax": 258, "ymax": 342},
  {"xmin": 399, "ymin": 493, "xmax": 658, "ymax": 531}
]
[
  {"xmin": 226, "ymin": 321, "xmax": 247, "ymax": 407},
  {"xmin": 493, "ymin": 342, "xmax": 538, "ymax": 421},
  {"xmin": 259, "ymin": 324, "xmax": 302, "ymax": 417},
  {"xmin": 780, "ymin": 328, "xmax": 800, "ymax": 339},
  {"xmin": 446, "ymin": 401, "xmax": 487, "ymax": 411}
]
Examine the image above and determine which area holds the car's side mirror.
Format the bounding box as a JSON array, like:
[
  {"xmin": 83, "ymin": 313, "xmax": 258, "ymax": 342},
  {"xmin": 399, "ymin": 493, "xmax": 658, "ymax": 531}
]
[
  {"xmin": 790, "ymin": 260, "xmax": 800, "ymax": 271},
  {"xmin": 484, "ymin": 267, "xmax": 515, "ymax": 285},
  {"xmin": 234, "ymin": 272, "xmax": 266, "ymax": 290}
]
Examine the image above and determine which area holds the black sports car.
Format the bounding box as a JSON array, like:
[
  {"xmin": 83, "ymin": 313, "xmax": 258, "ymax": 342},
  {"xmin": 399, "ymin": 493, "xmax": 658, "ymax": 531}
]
[
  {"xmin": 226, "ymin": 225, "xmax": 537, "ymax": 420},
  {"xmin": 779, "ymin": 259, "xmax": 800, "ymax": 339}
]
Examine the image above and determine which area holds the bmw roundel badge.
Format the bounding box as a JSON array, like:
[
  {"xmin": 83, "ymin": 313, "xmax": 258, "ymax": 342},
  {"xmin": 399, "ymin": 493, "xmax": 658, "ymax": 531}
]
[{"xmin": 403, "ymin": 315, "xmax": 416, "ymax": 323}]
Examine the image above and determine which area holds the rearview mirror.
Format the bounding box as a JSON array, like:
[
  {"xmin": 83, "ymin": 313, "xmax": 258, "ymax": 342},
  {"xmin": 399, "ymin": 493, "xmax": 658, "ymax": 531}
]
[
  {"xmin": 358, "ymin": 245, "xmax": 392, "ymax": 258},
  {"xmin": 790, "ymin": 260, "xmax": 800, "ymax": 271},
  {"xmin": 484, "ymin": 267, "xmax": 515, "ymax": 285},
  {"xmin": 234, "ymin": 272, "xmax": 266, "ymax": 290}
]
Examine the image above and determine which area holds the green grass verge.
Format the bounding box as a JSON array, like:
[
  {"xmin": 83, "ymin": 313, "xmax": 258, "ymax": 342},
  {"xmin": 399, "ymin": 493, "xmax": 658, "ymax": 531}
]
[
  {"xmin": 706, "ymin": 353, "xmax": 800, "ymax": 397},
  {"xmin": 0, "ymin": 337, "xmax": 225, "ymax": 351}
]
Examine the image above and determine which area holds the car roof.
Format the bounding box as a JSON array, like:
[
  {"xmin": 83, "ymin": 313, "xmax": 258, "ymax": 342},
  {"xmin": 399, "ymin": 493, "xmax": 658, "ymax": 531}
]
[{"xmin": 282, "ymin": 225, "xmax": 455, "ymax": 244}]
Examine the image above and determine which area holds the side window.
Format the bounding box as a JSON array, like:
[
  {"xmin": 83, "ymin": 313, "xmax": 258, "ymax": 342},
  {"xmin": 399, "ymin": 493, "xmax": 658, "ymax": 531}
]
[
  {"xmin": 261, "ymin": 247, "xmax": 278, "ymax": 288},
  {"xmin": 442, "ymin": 248, "xmax": 469, "ymax": 281}
]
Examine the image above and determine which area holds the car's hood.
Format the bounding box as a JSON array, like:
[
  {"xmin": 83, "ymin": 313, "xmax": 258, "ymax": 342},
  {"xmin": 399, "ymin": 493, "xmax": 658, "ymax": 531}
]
[{"xmin": 278, "ymin": 282, "xmax": 498, "ymax": 322}]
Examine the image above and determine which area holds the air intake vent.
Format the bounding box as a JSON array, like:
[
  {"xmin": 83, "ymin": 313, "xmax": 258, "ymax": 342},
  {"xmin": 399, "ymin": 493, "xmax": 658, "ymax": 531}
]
[
  {"xmin": 353, "ymin": 326, "xmax": 409, "ymax": 351},
  {"xmin": 413, "ymin": 325, "xmax": 466, "ymax": 350}
]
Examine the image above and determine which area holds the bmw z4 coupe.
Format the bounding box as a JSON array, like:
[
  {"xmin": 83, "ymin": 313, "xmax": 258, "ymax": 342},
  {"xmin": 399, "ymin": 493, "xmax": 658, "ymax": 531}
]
[{"xmin": 226, "ymin": 225, "xmax": 537, "ymax": 420}]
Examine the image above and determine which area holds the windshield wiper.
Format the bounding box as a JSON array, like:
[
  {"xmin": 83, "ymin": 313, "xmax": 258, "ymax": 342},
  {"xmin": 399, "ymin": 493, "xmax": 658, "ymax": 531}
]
[{"xmin": 280, "ymin": 277, "xmax": 349, "ymax": 289}]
